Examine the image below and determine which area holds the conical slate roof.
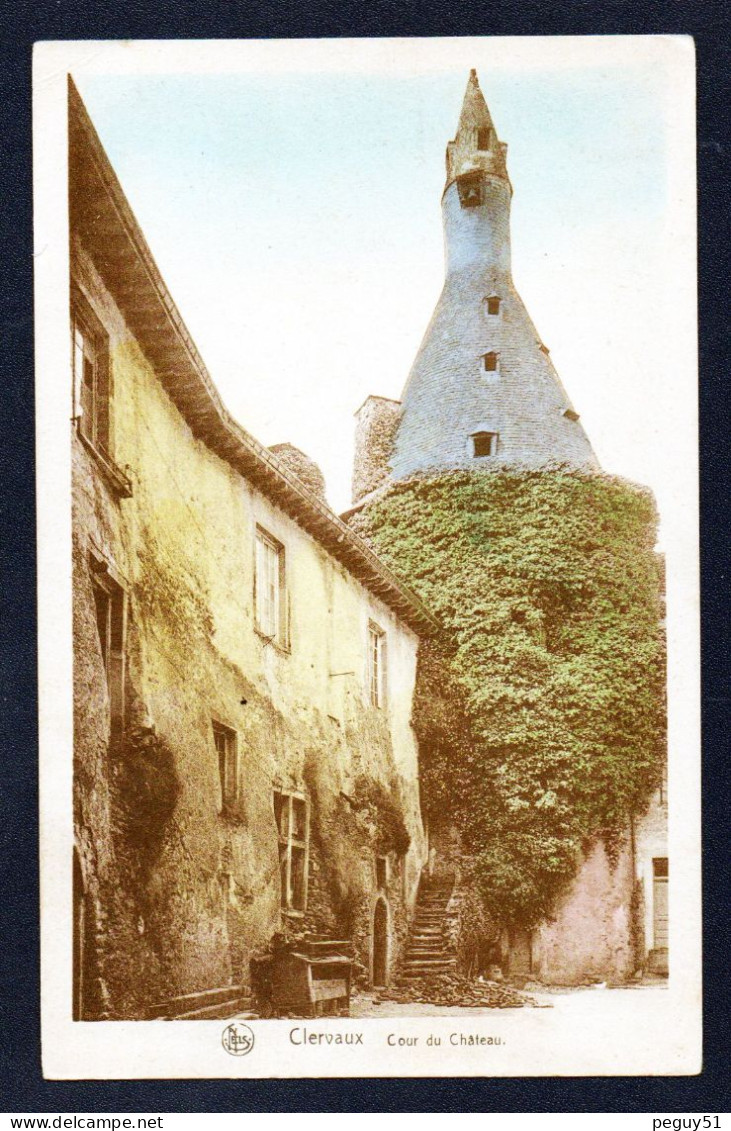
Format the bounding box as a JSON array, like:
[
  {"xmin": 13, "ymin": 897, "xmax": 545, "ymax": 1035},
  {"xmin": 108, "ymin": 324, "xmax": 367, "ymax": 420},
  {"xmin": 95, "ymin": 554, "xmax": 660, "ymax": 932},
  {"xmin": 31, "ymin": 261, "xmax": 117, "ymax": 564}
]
[{"xmin": 389, "ymin": 71, "xmax": 598, "ymax": 480}]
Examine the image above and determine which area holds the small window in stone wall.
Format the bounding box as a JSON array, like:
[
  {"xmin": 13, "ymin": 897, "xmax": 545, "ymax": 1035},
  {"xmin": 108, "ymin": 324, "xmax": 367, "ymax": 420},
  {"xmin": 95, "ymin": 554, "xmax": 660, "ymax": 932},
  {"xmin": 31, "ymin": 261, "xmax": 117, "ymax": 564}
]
[
  {"xmin": 368, "ymin": 621, "xmax": 387, "ymax": 708},
  {"xmin": 274, "ymin": 790, "xmax": 309, "ymax": 913},
  {"xmin": 255, "ymin": 527, "xmax": 288, "ymax": 646},
  {"xmin": 213, "ymin": 721, "xmax": 238, "ymax": 811},
  {"xmin": 485, "ymin": 296, "xmax": 501, "ymax": 316},
  {"xmin": 376, "ymin": 855, "xmax": 388, "ymax": 890},
  {"xmin": 72, "ymin": 291, "xmax": 110, "ymax": 454},
  {"xmin": 89, "ymin": 554, "xmax": 126, "ymax": 740},
  {"xmin": 472, "ymin": 431, "xmax": 498, "ymax": 458},
  {"xmin": 483, "ymin": 351, "xmax": 499, "ymax": 372}
]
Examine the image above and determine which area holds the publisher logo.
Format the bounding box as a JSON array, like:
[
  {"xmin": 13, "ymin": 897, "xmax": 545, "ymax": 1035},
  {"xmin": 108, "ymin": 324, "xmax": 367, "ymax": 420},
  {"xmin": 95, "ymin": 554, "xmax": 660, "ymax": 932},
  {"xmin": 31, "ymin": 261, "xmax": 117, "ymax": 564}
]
[{"xmin": 222, "ymin": 1022, "xmax": 255, "ymax": 1056}]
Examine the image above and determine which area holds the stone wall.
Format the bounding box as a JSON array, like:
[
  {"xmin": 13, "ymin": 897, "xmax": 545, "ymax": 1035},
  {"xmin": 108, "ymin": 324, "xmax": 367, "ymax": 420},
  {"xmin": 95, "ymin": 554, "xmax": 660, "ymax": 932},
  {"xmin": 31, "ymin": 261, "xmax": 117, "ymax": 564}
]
[
  {"xmin": 532, "ymin": 834, "xmax": 637, "ymax": 985},
  {"xmin": 268, "ymin": 443, "xmax": 328, "ymax": 504},
  {"xmin": 71, "ymin": 239, "xmax": 426, "ymax": 1018}
]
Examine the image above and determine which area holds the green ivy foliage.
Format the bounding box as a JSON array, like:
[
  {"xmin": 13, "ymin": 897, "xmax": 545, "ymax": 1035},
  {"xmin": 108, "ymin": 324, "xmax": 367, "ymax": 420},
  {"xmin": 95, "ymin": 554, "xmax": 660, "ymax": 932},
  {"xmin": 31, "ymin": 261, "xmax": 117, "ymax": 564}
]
[{"xmin": 351, "ymin": 470, "xmax": 666, "ymax": 926}]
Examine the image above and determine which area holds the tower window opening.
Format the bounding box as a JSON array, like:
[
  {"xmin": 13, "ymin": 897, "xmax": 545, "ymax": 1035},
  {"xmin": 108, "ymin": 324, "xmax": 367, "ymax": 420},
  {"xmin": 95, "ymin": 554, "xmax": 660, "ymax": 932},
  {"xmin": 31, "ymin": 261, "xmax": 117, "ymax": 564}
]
[
  {"xmin": 483, "ymin": 351, "xmax": 499, "ymax": 372},
  {"xmin": 477, "ymin": 127, "xmax": 491, "ymax": 151},
  {"xmin": 472, "ymin": 431, "xmax": 497, "ymax": 458},
  {"xmin": 485, "ymin": 296, "xmax": 501, "ymax": 316},
  {"xmin": 457, "ymin": 172, "xmax": 483, "ymax": 209}
]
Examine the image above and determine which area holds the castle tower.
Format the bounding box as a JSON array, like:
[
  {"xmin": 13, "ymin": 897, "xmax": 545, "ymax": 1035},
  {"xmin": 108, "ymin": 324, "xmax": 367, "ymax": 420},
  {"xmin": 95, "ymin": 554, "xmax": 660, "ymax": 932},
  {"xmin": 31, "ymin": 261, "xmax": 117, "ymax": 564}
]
[{"xmin": 351, "ymin": 70, "xmax": 598, "ymax": 505}]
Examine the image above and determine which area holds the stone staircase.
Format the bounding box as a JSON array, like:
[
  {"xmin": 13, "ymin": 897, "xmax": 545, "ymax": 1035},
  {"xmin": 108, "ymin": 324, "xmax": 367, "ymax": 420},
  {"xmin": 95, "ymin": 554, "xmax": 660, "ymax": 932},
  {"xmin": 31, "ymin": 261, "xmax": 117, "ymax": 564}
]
[
  {"xmin": 398, "ymin": 874, "xmax": 456, "ymax": 982},
  {"xmin": 144, "ymin": 984, "xmax": 258, "ymax": 1021}
]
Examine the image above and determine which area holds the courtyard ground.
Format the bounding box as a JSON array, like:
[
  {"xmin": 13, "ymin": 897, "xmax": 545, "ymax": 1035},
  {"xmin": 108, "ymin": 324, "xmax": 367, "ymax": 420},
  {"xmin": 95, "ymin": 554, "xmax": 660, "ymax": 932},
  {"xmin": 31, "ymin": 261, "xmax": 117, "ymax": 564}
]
[{"xmin": 349, "ymin": 980, "xmax": 668, "ymax": 1018}]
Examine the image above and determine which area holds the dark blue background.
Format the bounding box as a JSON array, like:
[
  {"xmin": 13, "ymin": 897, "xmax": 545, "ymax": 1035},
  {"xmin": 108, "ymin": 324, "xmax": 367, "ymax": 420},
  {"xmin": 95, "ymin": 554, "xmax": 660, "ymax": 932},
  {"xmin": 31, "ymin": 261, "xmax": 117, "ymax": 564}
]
[{"xmin": 1, "ymin": 0, "xmax": 728, "ymax": 1113}]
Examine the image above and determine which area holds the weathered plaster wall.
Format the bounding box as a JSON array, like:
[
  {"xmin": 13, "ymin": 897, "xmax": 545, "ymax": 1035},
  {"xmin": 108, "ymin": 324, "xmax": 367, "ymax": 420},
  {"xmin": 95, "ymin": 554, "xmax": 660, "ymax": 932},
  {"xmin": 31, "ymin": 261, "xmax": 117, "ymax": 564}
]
[
  {"xmin": 72, "ymin": 239, "xmax": 426, "ymax": 1017},
  {"xmin": 532, "ymin": 834, "xmax": 636, "ymax": 985}
]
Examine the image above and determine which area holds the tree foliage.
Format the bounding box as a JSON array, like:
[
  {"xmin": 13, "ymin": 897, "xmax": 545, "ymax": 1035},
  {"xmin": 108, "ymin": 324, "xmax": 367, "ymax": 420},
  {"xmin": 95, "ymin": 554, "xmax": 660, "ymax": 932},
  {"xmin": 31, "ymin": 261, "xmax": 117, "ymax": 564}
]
[{"xmin": 351, "ymin": 470, "xmax": 666, "ymax": 926}]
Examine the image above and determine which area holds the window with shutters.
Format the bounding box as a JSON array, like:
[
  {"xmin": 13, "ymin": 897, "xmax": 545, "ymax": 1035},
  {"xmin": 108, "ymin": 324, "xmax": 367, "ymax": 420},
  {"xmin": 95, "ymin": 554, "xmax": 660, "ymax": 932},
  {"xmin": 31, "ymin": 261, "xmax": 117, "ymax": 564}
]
[
  {"xmin": 72, "ymin": 292, "xmax": 110, "ymax": 454},
  {"xmin": 212, "ymin": 721, "xmax": 238, "ymax": 812},
  {"xmin": 368, "ymin": 621, "xmax": 387, "ymax": 708},
  {"xmin": 255, "ymin": 527, "xmax": 287, "ymax": 646},
  {"xmin": 89, "ymin": 554, "xmax": 126, "ymax": 740},
  {"xmin": 273, "ymin": 790, "xmax": 309, "ymax": 913}
]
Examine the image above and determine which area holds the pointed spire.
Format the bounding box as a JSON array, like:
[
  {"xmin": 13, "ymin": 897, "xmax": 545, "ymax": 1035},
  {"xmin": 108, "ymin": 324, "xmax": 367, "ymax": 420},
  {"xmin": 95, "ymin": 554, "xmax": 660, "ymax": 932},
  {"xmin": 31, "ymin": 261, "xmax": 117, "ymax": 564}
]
[{"xmin": 445, "ymin": 69, "xmax": 510, "ymax": 190}]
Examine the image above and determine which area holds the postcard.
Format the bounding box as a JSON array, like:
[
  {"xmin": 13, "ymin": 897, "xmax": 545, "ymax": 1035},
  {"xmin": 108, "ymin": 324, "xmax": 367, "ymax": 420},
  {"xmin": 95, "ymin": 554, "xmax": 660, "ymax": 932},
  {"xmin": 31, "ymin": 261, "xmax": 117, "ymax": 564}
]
[{"xmin": 34, "ymin": 36, "xmax": 700, "ymax": 1078}]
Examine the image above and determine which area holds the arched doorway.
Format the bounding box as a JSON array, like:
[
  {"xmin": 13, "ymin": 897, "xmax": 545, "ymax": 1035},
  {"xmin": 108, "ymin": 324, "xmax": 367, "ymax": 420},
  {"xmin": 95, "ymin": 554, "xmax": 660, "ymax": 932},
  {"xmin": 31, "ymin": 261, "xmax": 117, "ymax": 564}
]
[{"xmin": 372, "ymin": 898, "xmax": 389, "ymax": 987}]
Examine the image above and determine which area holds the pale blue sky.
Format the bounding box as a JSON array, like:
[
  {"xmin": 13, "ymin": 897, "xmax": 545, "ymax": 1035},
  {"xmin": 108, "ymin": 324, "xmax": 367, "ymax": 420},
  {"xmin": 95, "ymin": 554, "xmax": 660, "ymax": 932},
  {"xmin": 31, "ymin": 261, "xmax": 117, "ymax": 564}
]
[{"xmin": 72, "ymin": 39, "xmax": 692, "ymax": 528}]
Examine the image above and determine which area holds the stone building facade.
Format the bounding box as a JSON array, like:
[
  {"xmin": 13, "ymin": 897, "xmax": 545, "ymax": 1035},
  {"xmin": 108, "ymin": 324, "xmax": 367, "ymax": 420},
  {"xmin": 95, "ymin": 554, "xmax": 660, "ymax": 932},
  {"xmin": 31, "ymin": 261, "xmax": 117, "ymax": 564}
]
[
  {"xmin": 69, "ymin": 82, "xmax": 433, "ymax": 1020},
  {"xmin": 349, "ymin": 70, "xmax": 668, "ymax": 985}
]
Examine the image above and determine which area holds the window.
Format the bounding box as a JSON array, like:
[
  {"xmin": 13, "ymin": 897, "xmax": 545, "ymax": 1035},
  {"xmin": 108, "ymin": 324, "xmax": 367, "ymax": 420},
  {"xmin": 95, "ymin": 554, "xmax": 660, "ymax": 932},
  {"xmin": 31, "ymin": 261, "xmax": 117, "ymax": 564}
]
[
  {"xmin": 274, "ymin": 790, "xmax": 309, "ymax": 913},
  {"xmin": 472, "ymin": 431, "xmax": 498, "ymax": 458},
  {"xmin": 376, "ymin": 855, "xmax": 388, "ymax": 890},
  {"xmin": 72, "ymin": 294, "xmax": 109, "ymax": 453},
  {"xmin": 476, "ymin": 127, "xmax": 491, "ymax": 151},
  {"xmin": 457, "ymin": 172, "xmax": 482, "ymax": 209},
  {"xmin": 368, "ymin": 621, "xmax": 387, "ymax": 708},
  {"xmin": 90, "ymin": 558, "xmax": 126, "ymax": 738},
  {"xmin": 255, "ymin": 527, "xmax": 286, "ymax": 644},
  {"xmin": 483, "ymin": 351, "xmax": 499, "ymax": 372},
  {"xmin": 653, "ymin": 857, "xmax": 669, "ymax": 880},
  {"xmin": 213, "ymin": 722, "xmax": 238, "ymax": 811},
  {"xmin": 485, "ymin": 296, "xmax": 501, "ymax": 316}
]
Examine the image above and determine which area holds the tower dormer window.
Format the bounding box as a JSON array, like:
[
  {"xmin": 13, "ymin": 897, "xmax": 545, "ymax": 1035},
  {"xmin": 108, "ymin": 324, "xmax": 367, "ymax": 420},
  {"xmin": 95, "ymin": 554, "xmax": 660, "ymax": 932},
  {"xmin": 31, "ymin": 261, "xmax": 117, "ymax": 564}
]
[
  {"xmin": 476, "ymin": 127, "xmax": 491, "ymax": 151},
  {"xmin": 485, "ymin": 296, "xmax": 501, "ymax": 316},
  {"xmin": 472, "ymin": 431, "xmax": 497, "ymax": 458},
  {"xmin": 483, "ymin": 351, "xmax": 499, "ymax": 373}
]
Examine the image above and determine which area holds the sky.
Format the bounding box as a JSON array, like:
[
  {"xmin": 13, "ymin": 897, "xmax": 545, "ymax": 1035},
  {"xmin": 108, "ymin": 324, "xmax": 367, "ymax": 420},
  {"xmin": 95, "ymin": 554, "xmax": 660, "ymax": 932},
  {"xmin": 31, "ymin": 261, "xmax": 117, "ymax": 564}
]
[{"xmin": 70, "ymin": 38, "xmax": 696, "ymax": 532}]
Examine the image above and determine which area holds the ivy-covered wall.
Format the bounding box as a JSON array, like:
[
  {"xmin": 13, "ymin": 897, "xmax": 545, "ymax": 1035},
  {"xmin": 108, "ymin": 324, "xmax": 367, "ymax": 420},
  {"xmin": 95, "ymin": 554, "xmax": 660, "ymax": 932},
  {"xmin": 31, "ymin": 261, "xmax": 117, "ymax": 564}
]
[{"xmin": 350, "ymin": 469, "xmax": 666, "ymax": 930}]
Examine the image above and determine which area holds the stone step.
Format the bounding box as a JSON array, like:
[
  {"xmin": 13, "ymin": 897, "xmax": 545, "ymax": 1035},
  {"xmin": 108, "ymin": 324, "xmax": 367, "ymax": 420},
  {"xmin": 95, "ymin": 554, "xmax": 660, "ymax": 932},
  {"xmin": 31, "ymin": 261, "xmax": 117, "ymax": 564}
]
[
  {"xmin": 172, "ymin": 996, "xmax": 255, "ymax": 1021},
  {"xmin": 400, "ymin": 966, "xmax": 456, "ymax": 980},
  {"xmin": 406, "ymin": 953, "xmax": 448, "ymax": 961},
  {"xmin": 402, "ymin": 959, "xmax": 456, "ymax": 971}
]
